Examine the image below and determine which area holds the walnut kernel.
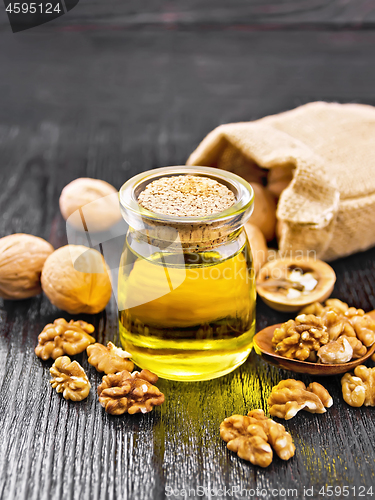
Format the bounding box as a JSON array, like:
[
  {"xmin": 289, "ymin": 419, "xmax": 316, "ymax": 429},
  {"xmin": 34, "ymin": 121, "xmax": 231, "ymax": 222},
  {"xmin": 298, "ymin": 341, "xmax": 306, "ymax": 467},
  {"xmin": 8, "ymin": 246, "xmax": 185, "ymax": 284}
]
[
  {"xmin": 247, "ymin": 409, "xmax": 295, "ymax": 461},
  {"xmin": 50, "ymin": 356, "xmax": 90, "ymax": 401},
  {"xmin": 87, "ymin": 342, "xmax": 134, "ymax": 374},
  {"xmin": 268, "ymin": 379, "xmax": 333, "ymax": 420},
  {"xmin": 220, "ymin": 415, "xmax": 273, "ymax": 467},
  {"xmin": 302, "ymin": 299, "xmax": 375, "ymax": 351},
  {"xmin": 35, "ymin": 318, "xmax": 95, "ymax": 360},
  {"xmin": 220, "ymin": 409, "xmax": 295, "ymax": 467},
  {"xmin": 346, "ymin": 309, "xmax": 375, "ymax": 347},
  {"xmin": 317, "ymin": 337, "xmax": 353, "ymax": 364},
  {"xmin": 272, "ymin": 314, "xmax": 328, "ymax": 361},
  {"xmin": 97, "ymin": 369, "xmax": 164, "ymax": 415},
  {"xmin": 341, "ymin": 365, "xmax": 375, "ymax": 407}
]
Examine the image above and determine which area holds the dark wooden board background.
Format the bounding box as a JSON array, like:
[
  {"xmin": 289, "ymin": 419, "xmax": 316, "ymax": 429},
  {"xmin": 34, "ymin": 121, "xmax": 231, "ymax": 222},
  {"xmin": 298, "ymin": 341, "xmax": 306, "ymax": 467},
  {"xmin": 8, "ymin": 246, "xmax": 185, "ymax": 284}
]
[{"xmin": 1, "ymin": 1, "xmax": 375, "ymax": 499}]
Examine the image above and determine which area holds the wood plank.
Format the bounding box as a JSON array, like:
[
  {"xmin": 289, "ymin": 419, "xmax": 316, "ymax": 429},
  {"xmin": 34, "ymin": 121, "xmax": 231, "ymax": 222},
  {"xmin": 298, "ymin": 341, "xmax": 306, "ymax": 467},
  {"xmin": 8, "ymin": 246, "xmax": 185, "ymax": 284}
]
[
  {"xmin": 2, "ymin": 0, "xmax": 375, "ymax": 30},
  {"xmin": 1, "ymin": 18, "xmax": 375, "ymax": 500}
]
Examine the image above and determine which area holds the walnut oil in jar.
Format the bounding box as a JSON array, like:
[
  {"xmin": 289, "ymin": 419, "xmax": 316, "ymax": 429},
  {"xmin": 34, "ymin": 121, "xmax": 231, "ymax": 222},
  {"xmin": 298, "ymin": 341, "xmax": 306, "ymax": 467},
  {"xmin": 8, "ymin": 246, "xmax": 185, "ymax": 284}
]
[{"xmin": 118, "ymin": 167, "xmax": 256, "ymax": 381}]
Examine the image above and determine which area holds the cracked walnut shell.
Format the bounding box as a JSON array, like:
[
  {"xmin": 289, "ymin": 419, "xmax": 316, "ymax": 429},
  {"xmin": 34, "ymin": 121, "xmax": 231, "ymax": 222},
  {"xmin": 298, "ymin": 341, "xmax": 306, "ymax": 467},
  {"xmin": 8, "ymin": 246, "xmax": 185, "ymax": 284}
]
[
  {"xmin": 268, "ymin": 379, "xmax": 333, "ymax": 420},
  {"xmin": 0, "ymin": 233, "xmax": 54, "ymax": 300},
  {"xmin": 97, "ymin": 369, "xmax": 165, "ymax": 415},
  {"xmin": 341, "ymin": 365, "xmax": 375, "ymax": 407},
  {"xmin": 220, "ymin": 409, "xmax": 295, "ymax": 467},
  {"xmin": 87, "ymin": 342, "xmax": 134, "ymax": 374},
  {"xmin": 35, "ymin": 318, "xmax": 95, "ymax": 360},
  {"xmin": 272, "ymin": 314, "xmax": 328, "ymax": 361},
  {"xmin": 50, "ymin": 356, "xmax": 91, "ymax": 401}
]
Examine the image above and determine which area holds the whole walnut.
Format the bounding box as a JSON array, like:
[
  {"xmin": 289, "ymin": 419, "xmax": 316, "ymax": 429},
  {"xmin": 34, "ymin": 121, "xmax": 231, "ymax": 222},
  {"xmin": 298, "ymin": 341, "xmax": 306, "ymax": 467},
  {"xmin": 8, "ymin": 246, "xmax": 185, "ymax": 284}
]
[
  {"xmin": 267, "ymin": 165, "xmax": 294, "ymax": 199},
  {"xmin": 250, "ymin": 183, "xmax": 277, "ymax": 242},
  {"xmin": 41, "ymin": 245, "xmax": 112, "ymax": 314},
  {"xmin": 0, "ymin": 234, "xmax": 54, "ymax": 300},
  {"xmin": 244, "ymin": 223, "xmax": 268, "ymax": 274},
  {"xmin": 59, "ymin": 178, "xmax": 121, "ymax": 232}
]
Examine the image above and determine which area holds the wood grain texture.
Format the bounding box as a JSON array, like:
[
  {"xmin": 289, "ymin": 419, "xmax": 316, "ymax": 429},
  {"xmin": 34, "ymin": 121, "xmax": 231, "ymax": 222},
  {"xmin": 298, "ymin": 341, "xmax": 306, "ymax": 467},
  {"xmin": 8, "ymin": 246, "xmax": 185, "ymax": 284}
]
[
  {"xmin": 1, "ymin": 9, "xmax": 375, "ymax": 500},
  {"xmin": 2, "ymin": 0, "xmax": 375, "ymax": 30}
]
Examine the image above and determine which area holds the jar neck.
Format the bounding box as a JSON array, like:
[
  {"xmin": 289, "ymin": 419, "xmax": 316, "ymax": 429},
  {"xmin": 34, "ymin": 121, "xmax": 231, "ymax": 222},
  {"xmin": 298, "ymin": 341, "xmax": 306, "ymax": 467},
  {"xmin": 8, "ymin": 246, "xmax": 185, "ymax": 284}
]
[
  {"xmin": 128, "ymin": 224, "xmax": 246, "ymax": 253},
  {"xmin": 127, "ymin": 226, "xmax": 248, "ymax": 264},
  {"xmin": 119, "ymin": 166, "xmax": 254, "ymax": 250}
]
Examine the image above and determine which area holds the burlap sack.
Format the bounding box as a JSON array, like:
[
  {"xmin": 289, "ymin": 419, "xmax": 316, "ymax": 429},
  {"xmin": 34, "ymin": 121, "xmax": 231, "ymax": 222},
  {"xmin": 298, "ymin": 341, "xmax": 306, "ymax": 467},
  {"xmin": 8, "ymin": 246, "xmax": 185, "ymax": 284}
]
[{"xmin": 186, "ymin": 102, "xmax": 375, "ymax": 261}]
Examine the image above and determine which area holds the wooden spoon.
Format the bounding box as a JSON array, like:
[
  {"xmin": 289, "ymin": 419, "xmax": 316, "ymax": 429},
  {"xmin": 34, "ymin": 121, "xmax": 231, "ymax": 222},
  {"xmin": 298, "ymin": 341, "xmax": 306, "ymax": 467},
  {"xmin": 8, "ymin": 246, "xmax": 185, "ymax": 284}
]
[{"xmin": 253, "ymin": 310, "xmax": 375, "ymax": 376}]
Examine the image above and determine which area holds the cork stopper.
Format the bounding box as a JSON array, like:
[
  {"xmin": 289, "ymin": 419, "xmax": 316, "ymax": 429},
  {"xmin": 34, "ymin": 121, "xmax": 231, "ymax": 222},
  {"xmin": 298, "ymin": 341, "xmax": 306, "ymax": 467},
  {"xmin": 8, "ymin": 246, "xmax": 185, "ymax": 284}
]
[
  {"xmin": 137, "ymin": 175, "xmax": 236, "ymax": 217},
  {"xmin": 119, "ymin": 166, "xmax": 253, "ymax": 251}
]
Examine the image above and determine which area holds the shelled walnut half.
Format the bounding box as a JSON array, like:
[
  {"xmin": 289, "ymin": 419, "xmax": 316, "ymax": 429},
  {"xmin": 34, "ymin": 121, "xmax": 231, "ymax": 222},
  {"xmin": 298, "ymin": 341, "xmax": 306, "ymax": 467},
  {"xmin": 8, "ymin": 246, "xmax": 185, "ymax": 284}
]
[
  {"xmin": 272, "ymin": 314, "xmax": 328, "ymax": 361},
  {"xmin": 50, "ymin": 356, "xmax": 91, "ymax": 401},
  {"xmin": 268, "ymin": 379, "xmax": 333, "ymax": 420},
  {"xmin": 220, "ymin": 409, "xmax": 295, "ymax": 467},
  {"xmin": 35, "ymin": 318, "xmax": 95, "ymax": 360},
  {"xmin": 97, "ymin": 369, "xmax": 164, "ymax": 415},
  {"xmin": 341, "ymin": 365, "xmax": 375, "ymax": 407},
  {"xmin": 87, "ymin": 342, "xmax": 134, "ymax": 374},
  {"xmin": 317, "ymin": 337, "xmax": 354, "ymax": 364}
]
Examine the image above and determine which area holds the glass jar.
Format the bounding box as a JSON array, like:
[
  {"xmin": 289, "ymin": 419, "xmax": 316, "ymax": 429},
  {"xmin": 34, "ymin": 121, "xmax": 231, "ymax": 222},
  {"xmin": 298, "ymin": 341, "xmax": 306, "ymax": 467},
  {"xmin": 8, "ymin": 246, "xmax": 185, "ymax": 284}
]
[{"xmin": 118, "ymin": 166, "xmax": 255, "ymax": 381}]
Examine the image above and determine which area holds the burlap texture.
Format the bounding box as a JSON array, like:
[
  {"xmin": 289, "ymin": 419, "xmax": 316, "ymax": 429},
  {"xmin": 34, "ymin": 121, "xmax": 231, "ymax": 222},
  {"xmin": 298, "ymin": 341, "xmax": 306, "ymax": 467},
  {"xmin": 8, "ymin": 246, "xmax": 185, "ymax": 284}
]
[{"xmin": 186, "ymin": 102, "xmax": 375, "ymax": 261}]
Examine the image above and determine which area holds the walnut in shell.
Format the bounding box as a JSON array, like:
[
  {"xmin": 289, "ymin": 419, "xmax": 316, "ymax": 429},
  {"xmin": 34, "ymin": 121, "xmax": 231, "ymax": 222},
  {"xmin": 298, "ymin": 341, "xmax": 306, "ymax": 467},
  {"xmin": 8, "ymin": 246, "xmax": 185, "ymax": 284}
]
[
  {"xmin": 248, "ymin": 183, "xmax": 276, "ymax": 242},
  {"xmin": 272, "ymin": 314, "xmax": 328, "ymax": 361},
  {"xmin": 268, "ymin": 379, "xmax": 333, "ymax": 420},
  {"xmin": 267, "ymin": 165, "xmax": 294, "ymax": 199},
  {"xmin": 35, "ymin": 318, "xmax": 95, "ymax": 360},
  {"xmin": 220, "ymin": 409, "xmax": 295, "ymax": 467},
  {"xmin": 59, "ymin": 177, "xmax": 121, "ymax": 232},
  {"xmin": 41, "ymin": 245, "xmax": 112, "ymax": 314},
  {"xmin": 87, "ymin": 342, "xmax": 134, "ymax": 374},
  {"xmin": 341, "ymin": 365, "xmax": 375, "ymax": 407},
  {"xmin": 0, "ymin": 233, "xmax": 54, "ymax": 300},
  {"xmin": 50, "ymin": 356, "xmax": 91, "ymax": 401},
  {"xmin": 244, "ymin": 223, "xmax": 267, "ymax": 275},
  {"xmin": 97, "ymin": 369, "xmax": 164, "ymax": 415}
]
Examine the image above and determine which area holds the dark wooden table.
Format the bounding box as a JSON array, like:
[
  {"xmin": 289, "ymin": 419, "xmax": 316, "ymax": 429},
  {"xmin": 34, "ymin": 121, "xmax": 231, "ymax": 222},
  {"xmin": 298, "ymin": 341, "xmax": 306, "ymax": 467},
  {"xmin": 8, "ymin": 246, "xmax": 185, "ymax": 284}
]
[{"xmin": 1, "ymin": 1, "xmax": 375, "ymax": 499}]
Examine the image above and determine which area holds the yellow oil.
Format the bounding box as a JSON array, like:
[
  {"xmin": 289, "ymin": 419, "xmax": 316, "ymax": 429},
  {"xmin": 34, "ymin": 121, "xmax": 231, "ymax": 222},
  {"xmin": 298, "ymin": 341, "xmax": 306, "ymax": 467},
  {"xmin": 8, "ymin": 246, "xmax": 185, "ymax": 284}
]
[{"xmin": 118, "ymin": 233, "xmax": 256, "ymax": 381}]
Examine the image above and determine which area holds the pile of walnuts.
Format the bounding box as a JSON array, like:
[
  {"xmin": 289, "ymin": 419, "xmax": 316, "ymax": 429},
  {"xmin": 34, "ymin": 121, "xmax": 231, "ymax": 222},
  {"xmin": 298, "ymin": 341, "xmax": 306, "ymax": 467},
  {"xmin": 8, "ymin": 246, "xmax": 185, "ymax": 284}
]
[
  {"xmin": 221, "ymin": 379, "xmax": 334, "ymax": 467},
  {"xmin": 0, "ymin": 178, "xmax": 120, "ymax": 313},
  {"xmin": 272, "ymin": 299, "xmax": 375, "ymax": 364},
  {"xmin": 36, "ymin": 317, "xmax": 164, "ymax": 415}
]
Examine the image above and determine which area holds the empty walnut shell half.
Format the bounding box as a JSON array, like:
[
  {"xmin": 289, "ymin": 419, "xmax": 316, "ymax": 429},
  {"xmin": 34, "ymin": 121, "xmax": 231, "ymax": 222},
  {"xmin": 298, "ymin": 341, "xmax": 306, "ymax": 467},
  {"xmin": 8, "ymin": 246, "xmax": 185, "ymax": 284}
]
[{"xmin": 256, "ymin": 258, "xmax": 336, "ymax": 312}]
